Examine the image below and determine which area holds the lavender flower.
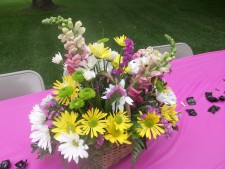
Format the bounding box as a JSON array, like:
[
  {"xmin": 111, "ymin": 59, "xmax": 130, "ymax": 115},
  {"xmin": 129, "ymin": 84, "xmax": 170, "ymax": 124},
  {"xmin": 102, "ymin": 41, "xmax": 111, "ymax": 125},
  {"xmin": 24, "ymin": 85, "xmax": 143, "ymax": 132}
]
[
  {"xmin": 95, "ymin": 134, "xmax": 104, "ymax": 149},
  {"xmin": 161, "ymin": 118, "xmax": 173, "ymax": 137}
]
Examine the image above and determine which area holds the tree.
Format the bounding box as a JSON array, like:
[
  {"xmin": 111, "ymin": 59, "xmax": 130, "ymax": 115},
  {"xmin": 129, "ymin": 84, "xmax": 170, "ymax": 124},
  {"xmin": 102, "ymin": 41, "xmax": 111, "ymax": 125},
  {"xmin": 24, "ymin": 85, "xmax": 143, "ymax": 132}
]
[{"xmin": 32, "ymin": 0, "xmax": 56, "ymax": 9}]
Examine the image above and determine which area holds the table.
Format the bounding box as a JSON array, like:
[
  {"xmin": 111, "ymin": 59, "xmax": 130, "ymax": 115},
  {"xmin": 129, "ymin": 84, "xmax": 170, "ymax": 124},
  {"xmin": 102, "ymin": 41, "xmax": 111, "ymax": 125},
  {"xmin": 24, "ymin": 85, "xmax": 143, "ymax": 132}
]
[{"xmin": 1, "ymin": 50, "xmax": 225, "ymax": 169}]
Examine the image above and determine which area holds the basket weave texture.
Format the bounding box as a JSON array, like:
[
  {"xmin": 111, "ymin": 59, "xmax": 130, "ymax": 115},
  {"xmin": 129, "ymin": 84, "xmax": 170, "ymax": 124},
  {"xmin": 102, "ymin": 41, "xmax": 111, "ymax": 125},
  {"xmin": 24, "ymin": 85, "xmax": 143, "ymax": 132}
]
[{"xmin": 99, "ymin": 143, "xmax": 132, "ymax": 169}]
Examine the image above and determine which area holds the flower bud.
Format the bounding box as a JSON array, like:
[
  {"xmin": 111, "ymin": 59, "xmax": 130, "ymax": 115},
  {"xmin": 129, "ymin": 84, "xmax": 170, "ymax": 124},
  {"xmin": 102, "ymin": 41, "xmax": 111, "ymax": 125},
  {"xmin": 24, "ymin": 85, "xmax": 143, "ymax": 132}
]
[
  {"xmin": 62, "ymin": 27, "xmax": 69, "ymax": 34},
  {"xmin": 166, "ymin": 57, "xmax": 172, "ymax": 62},
  {"xmin": 68, "ymin": 20, "xmax": 73, "ymax": 29}
]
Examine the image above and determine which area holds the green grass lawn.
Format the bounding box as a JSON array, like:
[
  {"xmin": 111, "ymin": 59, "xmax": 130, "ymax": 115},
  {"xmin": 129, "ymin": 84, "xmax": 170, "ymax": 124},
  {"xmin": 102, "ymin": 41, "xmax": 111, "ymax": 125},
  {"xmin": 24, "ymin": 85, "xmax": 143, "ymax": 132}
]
[{"xmin": 1, "ymin": 0, "xmax": 225, "ymax": 88}]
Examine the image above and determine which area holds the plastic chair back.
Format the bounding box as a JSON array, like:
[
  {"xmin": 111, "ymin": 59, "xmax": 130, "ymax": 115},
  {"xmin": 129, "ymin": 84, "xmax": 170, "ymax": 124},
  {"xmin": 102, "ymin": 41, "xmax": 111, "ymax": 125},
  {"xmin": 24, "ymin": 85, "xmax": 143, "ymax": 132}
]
[
  {"xmin": 153, "ymin": 42, "xmax": 193, "ymax": 58},
  {"xmin": 0, "ymin": 70, "xmax": 45, "ymax": 100}
]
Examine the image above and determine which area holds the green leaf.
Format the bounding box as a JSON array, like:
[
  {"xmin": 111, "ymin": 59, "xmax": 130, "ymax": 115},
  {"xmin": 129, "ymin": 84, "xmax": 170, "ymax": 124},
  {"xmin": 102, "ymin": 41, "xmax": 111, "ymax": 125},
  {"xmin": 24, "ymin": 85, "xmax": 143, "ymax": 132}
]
[
  {"xmin": 156, "ymin": 80, "xmax": 164, "ymax": 92},
  {"xmin": 105, "ymin": 92, "xmax": 121, "ymax": 112},
  {"xmin": 132, "ymin": 138, "xmax": 145, "ymax": 168},
  {"xmin": 97, "ymin": 38, "xmax": 109, "ymax": 43},
  {"xmin": 31, "ymin": 143, "xmax": 50, "ymax": 159},
  {"xmin": 132, "ymin": 133, "xmax": 140, "ymax": 139}
]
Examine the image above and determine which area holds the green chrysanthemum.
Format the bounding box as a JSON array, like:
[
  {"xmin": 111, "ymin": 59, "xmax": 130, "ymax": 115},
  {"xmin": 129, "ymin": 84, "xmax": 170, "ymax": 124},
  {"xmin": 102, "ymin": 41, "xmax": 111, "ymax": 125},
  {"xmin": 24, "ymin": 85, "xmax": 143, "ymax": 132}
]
[
  {"xmin": 72, "ymin": 70, "xmax": 84, "ymax": 83},
  {"xmin": 79, "ymin": 88, "xmax": 96, "ymax": 100},
  {"xmin": 58, "ymin": 86, "xmax": 73, "ymax": 98},
  {"xmin": 70, "ymin": 98, "xmax": 85, "ymax": 109}
]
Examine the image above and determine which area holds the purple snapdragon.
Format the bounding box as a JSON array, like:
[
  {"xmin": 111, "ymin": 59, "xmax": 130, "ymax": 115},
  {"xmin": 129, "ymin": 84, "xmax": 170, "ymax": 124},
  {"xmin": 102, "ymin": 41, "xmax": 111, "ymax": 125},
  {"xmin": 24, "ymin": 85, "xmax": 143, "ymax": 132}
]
[
  {"xmin": 121, "ymin": 38, "xmax": 134, "ymax": 66},
  {"xmin": 111, "ymin": 38, "xmax": 134, "ymax": 76}
]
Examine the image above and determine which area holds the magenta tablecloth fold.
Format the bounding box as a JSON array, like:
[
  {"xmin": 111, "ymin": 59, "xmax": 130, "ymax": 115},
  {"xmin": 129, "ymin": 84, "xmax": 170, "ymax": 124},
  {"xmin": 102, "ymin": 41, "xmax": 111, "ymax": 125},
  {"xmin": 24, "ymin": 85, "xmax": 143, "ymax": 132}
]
[{"xmin": 0, "ymin": 50, "xmax": 225, "ymax": 169}]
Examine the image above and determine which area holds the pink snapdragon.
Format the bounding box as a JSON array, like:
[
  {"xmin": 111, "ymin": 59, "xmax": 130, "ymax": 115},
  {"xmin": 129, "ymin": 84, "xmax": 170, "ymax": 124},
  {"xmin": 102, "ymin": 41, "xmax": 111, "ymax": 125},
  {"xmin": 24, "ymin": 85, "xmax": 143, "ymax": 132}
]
[
  {"xmin": 132, "ymin": 49, "xmax": 145, "ymax": 59},
  {"xmin": 64, "ymin": 51, "xmax": 88, "ymax": 74}
]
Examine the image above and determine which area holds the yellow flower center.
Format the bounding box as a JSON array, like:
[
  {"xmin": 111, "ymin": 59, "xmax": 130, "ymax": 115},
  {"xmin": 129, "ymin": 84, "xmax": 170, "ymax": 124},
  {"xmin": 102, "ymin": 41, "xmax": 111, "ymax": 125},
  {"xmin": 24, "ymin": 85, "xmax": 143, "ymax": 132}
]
[
  {"xmin": 66, "ymin": 124, "xmax": 75, "ymax": 133},
  {"xmin": 112, "ymin": 128, "xmax": 121, "ymax": 137},
  {"xmin": 58, "ymin": 86, "xmax": 73, "ymax": 98},
  {"xmin": 115, "ymin": 115, "xmax": 123, "ymax": 124},
  {"xmin": 144, "ymin": 119, "xmax": 154, "ymax": 128},
  {"xmin": 72, "ymin": 140, "xmax": 79, "ymax": 147},
  {"xmin": 89, "ymin": 118, "xmax": 98, "ymax": 127}
]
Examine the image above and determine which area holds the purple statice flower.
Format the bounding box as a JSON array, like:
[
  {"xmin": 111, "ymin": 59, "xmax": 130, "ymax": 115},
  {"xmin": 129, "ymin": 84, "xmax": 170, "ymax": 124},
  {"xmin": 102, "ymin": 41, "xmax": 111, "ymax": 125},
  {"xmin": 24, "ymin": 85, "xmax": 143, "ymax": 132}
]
[
  {"xmin": 140, "ymin": 113, "xmax": 147, "ymax": 120},
  {"xmin": 146, "ymin": 105, "xmax": 159, "ymax": 113},
  {"xmin": 161, "ymin": 118, "xmax": 173, "ymax": 138},
  {"xmin": 43, "ymin": 101, "xmax": 56, "ymax": 108},
  {"xmin": 95, "ymin": 134, "xmax": 105, "ymax": 149}
]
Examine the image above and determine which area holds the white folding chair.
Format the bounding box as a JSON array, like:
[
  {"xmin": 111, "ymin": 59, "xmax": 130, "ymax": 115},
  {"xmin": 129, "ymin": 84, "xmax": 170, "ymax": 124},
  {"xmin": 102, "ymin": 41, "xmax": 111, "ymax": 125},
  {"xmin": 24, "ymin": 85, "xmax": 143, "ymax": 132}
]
[
  {"xmin": 0, "ymin": 70, "xmax": 45, "ymax": 100},
  {"xmin": 153, "ymin": 42, "xmax": 193, "ymax": 59}
]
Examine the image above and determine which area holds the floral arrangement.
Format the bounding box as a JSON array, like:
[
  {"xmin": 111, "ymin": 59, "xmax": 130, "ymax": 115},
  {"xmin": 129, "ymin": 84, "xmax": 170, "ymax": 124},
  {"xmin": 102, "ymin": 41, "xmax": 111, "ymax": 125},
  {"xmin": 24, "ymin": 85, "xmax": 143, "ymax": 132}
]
[{"xmin": 29, "ymin": 16, "xmax": 180, "ymax": 168}]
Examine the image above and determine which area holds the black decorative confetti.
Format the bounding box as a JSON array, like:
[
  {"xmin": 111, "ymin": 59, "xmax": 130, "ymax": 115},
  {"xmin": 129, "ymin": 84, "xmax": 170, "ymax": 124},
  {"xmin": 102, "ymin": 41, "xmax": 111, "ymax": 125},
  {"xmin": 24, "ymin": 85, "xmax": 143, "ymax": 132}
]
[
  {"xmin": 186, "ymin": 109, "xmax": 197, "ymax": 116},
  {"xmin": 208, "ymin": 105, "xmax": 220, "ymax": 114},
  {"xmin": 0, "ymin": 160, "xmax": 11, "ymax": 169},
  {"xmin": 219, "ymin": 96, "xmax": 225, "ymax": 101},
  {"xmin": 186, "ymin": 97, "xmax": 196, "ymax": 105},
  {"xmin": 15, "ymin": 160, "xmax": 27, "ymax": 169},
  {"xmin": 205, "ymin": 92, "xmax": 218, "ymax": 103}
]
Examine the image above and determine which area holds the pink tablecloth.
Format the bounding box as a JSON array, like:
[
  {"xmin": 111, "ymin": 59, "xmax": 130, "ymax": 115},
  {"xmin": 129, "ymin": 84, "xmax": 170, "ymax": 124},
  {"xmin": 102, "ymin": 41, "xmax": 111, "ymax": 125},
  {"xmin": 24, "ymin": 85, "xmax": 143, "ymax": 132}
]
[{"xmin": 0, "ymin": 50, "xmax": 225, "ymax": 169}]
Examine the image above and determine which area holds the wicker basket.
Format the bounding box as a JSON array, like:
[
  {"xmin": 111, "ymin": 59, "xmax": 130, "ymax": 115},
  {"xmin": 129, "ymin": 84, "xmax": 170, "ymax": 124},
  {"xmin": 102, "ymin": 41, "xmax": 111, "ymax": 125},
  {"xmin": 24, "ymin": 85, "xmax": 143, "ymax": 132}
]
[{"xmin": 99, "ymin": 143, "xmax": 132, "ymax": 169}]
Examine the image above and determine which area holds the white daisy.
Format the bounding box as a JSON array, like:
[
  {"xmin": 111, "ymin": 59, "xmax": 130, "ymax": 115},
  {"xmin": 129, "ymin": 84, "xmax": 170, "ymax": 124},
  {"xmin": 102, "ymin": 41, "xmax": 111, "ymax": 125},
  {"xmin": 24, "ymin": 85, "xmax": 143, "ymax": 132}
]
[
  {"xmin": 156, "ymin": 88, "xmax": 177, "ymax": 105},
  {"xmin": 30, "ymin": 125, "xmax": 52, "ymax": 153},
  {"xmin": 40, "ymin": 94, "xmax": 53, "ymax": 106},
  {"xmin": 56, "ymin": 132, "xmax": 89, "ymax": 163},
  {"xmin": 52, "ymin": 52, "xmax": 63, "ymax": 64},
  {"xmin": 29, "ymin": 105, "xmax": 46, "ymax": 130},
  {"xmin": 102, "ymin": 80, "xmax": 133, "ymax": 112},
  {"xmin": 98, "ymin": 59, "xmax": 113, "ymax": 73},
  {"xmin": 83, "ymin": 70, "xmax": 96, "ymax": 81},
  {"xmin": 63, "ymin": 64, "xmax": 69, "ymax": 76},
  {"xmin": 113, "ymin": 95, "xmax": 133, "ymax": 112},
  {"xmin": 80, "ymin": 55, "xmax": 98, "ymax": 69}
]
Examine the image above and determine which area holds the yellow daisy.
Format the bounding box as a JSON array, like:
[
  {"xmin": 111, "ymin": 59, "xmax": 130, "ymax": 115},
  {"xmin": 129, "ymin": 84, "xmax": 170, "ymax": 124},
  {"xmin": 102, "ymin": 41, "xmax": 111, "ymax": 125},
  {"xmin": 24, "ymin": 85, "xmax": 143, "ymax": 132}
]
[
  {"xmin": 51, "ymin": 111, "xmax": 82, "ymax": 138},
  {"xmin": 104, "ymin": 123, "xmax": 131, "ymax": 145},
  {"xmin": 79, "ymin": 108, "xmax": 107, "ymax": 138},
  {"xmin": 161, "ymin": 104, "xmax": 178, "ymax": 127},
  {"xmin": 88, "ymin": 43, "xmax": 112, "ymax": 59},
  {"xmin": 107, "ymin": 110, "xmax": 132, "ymax": 131},
  {"xmin": 111, "ymin": 55, "xmax": 123, "ymax": 69},
  {"xmin": 114, "ymin": 35, "xmax": 127, "ymax": 47},
  {"xmin": 53, "ymin": 75, "xmax": 79, "ymax": 106},
  {"xmin": 136, "ymin": 111, "xmax": 164, "ymax": 139}
]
